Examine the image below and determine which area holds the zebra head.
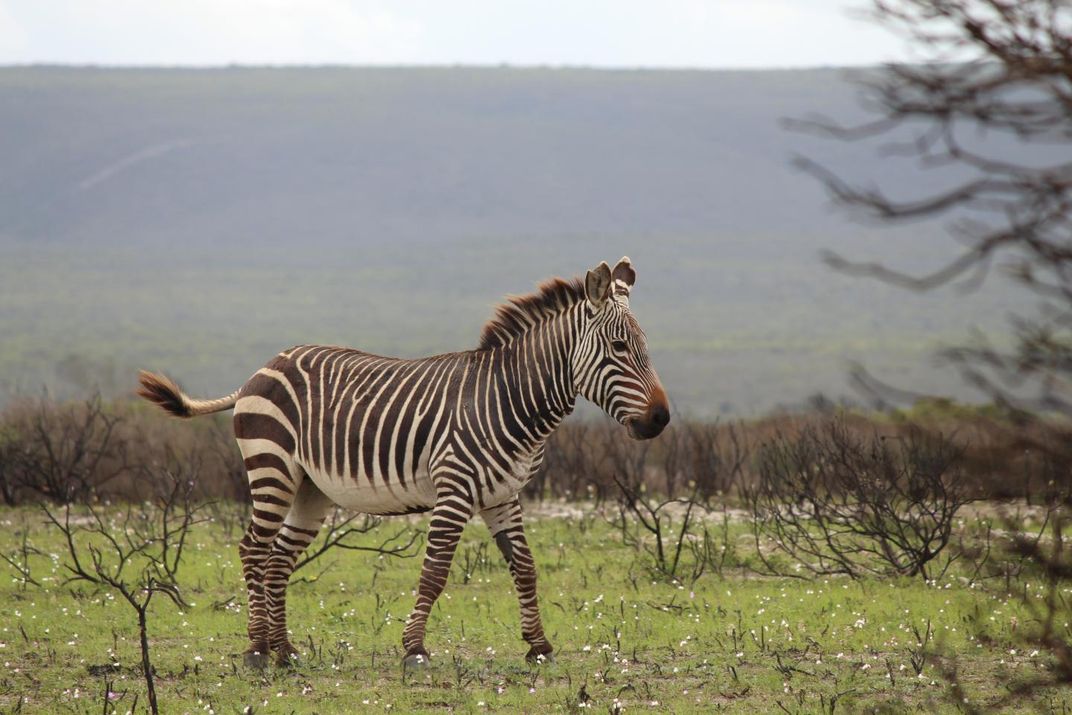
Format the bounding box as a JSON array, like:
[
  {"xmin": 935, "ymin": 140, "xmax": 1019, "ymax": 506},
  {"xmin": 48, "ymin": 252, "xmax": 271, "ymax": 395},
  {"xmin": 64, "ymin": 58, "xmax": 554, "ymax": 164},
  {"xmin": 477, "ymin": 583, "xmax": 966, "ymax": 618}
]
[{"xmin": 575, "ymin": 257, "xmax": 670, "ymax": 440}]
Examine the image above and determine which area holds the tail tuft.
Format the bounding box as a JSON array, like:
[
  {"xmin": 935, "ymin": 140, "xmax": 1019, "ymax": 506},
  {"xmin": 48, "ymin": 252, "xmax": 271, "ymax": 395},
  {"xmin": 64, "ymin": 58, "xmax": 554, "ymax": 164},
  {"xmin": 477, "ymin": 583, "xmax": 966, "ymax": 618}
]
[{"xmin": 137, "ymin": 371, "xmax": 192, "ymax": 418}]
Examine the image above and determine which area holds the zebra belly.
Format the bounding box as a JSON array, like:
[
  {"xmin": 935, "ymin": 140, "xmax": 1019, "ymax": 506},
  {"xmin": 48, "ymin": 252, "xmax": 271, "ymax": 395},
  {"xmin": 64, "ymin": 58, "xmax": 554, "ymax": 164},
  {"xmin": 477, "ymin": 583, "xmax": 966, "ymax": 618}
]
[{"xmin": 304, "ymin": 463, "xmax": 437, "ymax": 515}]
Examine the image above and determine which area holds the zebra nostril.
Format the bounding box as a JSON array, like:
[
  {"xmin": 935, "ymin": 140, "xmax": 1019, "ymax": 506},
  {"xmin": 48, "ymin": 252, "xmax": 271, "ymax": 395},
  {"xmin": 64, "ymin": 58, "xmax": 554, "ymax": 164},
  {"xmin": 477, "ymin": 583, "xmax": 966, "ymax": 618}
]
[{"xmin": 651, "ymin": 406, "xmax": 670, "ymax": 427}]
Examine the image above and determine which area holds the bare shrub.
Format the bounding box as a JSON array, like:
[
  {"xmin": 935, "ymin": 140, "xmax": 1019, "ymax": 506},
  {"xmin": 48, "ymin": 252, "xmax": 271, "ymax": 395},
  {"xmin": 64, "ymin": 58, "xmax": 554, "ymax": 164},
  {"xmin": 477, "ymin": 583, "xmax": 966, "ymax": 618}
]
[
  {"xmin": 674, "ymin": 421, "xmax": 748, "ymax": 500},
  {"xmin": 746, "ymin": 418, "xmax": 976, "ymax": 580},
  {"xmin": 123, "ymin": 405, "xmax": 246, "ymax": 504},
  {"xmin": 0, "ymin": 393, "xmax": 1047, "ymax": 507},
  {"xmin": 0, "ymin": 424, "xmax": 19, "ymax": 506},
  {"xmin": 0, "ymin": 513, "xmax": 43, "ymax": 589},
  {"xmin": 0, "ymin": 395, "xmax": 246, "ymax": 505},
  {"xmin": 609, "ymin": 476, "xmax": 741, "ymax": 583},
  {"xmin": 527, "ymin": 421, "xmax": 616, "ymax": 502},
  {"xmin": 610, "ymin": 476, "xmax": 704, "ymax": 583},
  {"xmin": 0, "ymin": 394, "xmax": 128, "ymax": 503},
  {"xmin": 993, "ymin": 510, "xmax": 1072, "ymax": 695},
  {"xmin": 293, "ymin": 507, "xmax": 424, "ymax": 585},
  {"xmin": 44, "ymin": 469, "xmax": 205, "ymax": 715},
  {"xmin": 528, "ymin": 418, "xmax": 750, "ymax": 504},
  {"xmin": 930, "ymin": 504, "xmax": 1072, "ymax": 712},
  {"xmin": 607, "ymin": 421, "xmax": 745, "ymax": 582}
]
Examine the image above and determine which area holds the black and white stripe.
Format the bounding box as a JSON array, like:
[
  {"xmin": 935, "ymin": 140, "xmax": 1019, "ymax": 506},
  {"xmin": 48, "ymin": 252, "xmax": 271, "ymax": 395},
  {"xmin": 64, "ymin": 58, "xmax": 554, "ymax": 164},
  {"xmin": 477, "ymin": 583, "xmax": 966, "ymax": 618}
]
[{"xmin": 138, "ymin": 257, "xmax": 669, "ymax": 667}]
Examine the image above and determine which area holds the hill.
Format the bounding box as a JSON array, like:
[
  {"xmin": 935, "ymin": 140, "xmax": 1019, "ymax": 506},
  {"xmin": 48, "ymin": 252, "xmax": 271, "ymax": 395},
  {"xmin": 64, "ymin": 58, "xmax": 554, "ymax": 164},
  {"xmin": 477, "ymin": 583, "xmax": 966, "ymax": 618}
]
[{"xmin": 0, "ymin": 66, "xmax": 1034, "ymax": 414}]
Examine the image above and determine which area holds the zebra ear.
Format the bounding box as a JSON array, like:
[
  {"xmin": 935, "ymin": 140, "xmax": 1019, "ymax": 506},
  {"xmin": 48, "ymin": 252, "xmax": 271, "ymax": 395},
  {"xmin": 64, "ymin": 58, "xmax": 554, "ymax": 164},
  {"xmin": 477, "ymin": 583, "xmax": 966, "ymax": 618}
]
[
  {"xmin": 612, "ymin": 256, "xmax": 635, "ymax": 297},
  {"xmin": 585, "ymin": 261, "xmax": 613, "ymax": 309}
]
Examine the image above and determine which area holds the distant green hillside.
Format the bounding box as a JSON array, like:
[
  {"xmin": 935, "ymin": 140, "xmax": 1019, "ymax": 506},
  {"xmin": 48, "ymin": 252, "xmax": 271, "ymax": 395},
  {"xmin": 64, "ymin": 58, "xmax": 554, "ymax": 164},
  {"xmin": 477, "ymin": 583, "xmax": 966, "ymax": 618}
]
[{"xmin": 0, "ymin": 67, "xmax": 1035, "ymax": 415}]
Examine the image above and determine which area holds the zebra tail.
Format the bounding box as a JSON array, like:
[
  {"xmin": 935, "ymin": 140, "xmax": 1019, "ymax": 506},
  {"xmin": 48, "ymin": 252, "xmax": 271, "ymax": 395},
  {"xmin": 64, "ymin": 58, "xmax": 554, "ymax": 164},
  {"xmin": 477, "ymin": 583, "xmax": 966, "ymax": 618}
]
[{"xmin": 137, "ymin": 370, "xmax": 239, "ymax": 418}]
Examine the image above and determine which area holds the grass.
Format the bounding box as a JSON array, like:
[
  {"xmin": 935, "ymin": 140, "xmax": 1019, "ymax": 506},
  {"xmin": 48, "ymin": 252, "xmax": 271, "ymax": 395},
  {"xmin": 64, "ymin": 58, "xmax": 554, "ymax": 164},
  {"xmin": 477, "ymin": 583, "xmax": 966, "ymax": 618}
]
[{"xmin": 0, "ymin": 504, "xmax": 1066, "ymax": 714}]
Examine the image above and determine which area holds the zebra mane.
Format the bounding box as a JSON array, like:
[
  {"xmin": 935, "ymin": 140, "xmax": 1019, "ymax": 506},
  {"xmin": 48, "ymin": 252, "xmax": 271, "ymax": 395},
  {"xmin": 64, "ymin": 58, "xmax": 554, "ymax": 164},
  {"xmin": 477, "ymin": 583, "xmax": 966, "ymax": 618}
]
[{"xmin": 478, "ymin": 277, "xmax": 587, "ymax": 350}]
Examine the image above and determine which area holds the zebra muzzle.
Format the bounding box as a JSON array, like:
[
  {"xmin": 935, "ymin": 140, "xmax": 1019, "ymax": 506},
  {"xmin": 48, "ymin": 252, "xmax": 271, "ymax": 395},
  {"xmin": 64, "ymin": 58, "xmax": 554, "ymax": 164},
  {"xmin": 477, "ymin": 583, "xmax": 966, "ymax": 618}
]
[{"xmin": 626, "ymin": 403, "xmax": 670, "ymax": 440}]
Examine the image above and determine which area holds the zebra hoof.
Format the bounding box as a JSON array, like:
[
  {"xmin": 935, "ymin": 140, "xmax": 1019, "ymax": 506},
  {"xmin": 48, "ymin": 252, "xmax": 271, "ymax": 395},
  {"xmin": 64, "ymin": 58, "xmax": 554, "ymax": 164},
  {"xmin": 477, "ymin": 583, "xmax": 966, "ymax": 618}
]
[
  {"xmin": 402, "ymin": 651, "xmax": 430, "ymax": 672},
  {"xmin": 525, "ymin": 647, "xmax": 555, "ymax": 665},
  {"xmin": 243, "ymin": 651, "xmax": 271, "ymax": 669},
  {"xmin": 274, "ymin": 649, "xmax": 300, "ymax": 668}
]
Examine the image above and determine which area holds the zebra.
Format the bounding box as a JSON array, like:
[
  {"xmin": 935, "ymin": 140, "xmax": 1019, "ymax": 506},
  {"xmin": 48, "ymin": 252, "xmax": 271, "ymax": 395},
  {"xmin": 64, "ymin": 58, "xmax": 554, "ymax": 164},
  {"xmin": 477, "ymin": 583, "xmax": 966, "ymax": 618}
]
[{"xmin": 137, "ymin": 257, "xmax": 670, "ymax": 669}]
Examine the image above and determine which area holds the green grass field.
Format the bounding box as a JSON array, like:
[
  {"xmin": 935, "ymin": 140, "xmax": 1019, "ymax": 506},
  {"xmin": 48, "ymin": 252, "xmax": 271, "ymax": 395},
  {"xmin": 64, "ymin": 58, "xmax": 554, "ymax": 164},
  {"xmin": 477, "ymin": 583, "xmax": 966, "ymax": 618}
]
[{"xmin": 0, "ymin": 505, "xmax": 1066, "ymax": 714}]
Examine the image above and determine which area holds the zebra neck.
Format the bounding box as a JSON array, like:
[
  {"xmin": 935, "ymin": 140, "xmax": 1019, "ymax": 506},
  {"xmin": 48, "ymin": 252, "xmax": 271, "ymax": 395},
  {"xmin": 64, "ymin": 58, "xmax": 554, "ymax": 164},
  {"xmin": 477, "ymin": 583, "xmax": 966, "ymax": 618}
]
[{"xmin": 492, "ymin": 311, "xmax": 578, "ymax": 450}]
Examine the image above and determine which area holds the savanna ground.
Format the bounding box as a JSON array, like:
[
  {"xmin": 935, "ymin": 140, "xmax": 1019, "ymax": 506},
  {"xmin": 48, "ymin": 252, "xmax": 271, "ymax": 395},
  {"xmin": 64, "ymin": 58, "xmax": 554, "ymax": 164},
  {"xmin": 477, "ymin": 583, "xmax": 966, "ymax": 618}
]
[{"xmin": 0, "ymin": 502, "xmax": 1067, "ymax": 714}]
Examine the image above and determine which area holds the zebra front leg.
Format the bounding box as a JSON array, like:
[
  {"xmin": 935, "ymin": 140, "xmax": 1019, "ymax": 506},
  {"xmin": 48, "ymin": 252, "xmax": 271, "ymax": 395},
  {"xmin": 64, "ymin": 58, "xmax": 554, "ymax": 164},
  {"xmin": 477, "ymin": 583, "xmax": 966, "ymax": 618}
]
[
  {"xmin": 401, "ymin": 483, "xmax": 475, "ymax": 669},
  {"xmin": 264, "ymin": 479, "xmax": 333, "ymax": 665},
  {"xmin": 481, "ymin": 497, "xmax": 554, "ymax": 663}
]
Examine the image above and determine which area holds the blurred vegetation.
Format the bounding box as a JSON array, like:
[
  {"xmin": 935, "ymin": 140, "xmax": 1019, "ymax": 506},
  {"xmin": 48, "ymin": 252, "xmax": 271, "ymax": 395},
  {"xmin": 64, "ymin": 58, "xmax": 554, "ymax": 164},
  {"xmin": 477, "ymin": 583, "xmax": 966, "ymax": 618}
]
[
  {"xmin": 0, "ymin": 236, "xmax": 1030, "ymax": 417},
  {"xmin": 2, "ymin": 392, "xmax": 1067, "ymax": 508}
]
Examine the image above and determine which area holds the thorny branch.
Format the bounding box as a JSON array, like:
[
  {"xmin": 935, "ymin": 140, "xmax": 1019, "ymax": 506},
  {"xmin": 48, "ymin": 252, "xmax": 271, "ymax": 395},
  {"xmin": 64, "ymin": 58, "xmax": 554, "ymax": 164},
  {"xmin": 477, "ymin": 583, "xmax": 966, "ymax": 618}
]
[
  {"xmin": 790, "ymin": 0, "xmax": 1072, "ymax": 411},
  {"xmin": 746, "ymin": 418, "xmax": 975, "ymax": 580},
  {"xmin": 293, "ymin": 507, "xmax": 423, "ymax": 575},
  {"xmin": 41, "ymin": 470, "xmax": 205, "ymax": 715}
]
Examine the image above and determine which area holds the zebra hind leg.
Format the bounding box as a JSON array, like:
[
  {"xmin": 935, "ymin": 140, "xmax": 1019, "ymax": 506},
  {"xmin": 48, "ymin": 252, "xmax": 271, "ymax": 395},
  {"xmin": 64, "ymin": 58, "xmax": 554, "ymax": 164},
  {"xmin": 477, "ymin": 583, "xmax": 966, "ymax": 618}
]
[
  {"xmin": 401, "ymin": 483, "xmax": 475, "ymax": 670},
  {"xmin": 239, "ymin": 519, "xmax": 284, "ymax": 669},
  {"xmin": 237, "ymin": 453, "xmax": 303, "ymax": 668},
  {"xmin": 481, "ymin": 498, "xmax": 554, "ymax": 664},
  {"xmin": 264, "ymin": 478, "xmax": 333, "ymax": 665}
]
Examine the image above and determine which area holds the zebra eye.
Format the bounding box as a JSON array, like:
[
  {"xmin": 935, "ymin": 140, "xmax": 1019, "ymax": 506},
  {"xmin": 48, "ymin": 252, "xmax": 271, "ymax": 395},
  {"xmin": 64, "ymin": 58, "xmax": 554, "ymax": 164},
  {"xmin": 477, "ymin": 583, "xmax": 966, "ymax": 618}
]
[{"xmin": 611, "ymin": 340, "xmax": 629, "ymax": 354}]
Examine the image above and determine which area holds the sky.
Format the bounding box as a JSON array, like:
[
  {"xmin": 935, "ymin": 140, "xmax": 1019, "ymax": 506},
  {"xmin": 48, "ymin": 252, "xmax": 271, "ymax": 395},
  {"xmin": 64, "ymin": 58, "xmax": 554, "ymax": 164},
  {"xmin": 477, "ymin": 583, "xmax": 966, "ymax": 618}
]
[{"xmin": 0, "ymin": 0, "xmax": 916, "ymax": 69}]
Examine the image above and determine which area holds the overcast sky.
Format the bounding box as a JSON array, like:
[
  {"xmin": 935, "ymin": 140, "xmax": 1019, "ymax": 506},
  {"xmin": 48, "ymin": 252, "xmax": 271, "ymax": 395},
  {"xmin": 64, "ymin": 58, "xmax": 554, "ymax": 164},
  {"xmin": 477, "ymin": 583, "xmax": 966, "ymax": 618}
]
[{"xmin": 0, "ymin": 1, "xmax": 914, "ymax": 69}]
